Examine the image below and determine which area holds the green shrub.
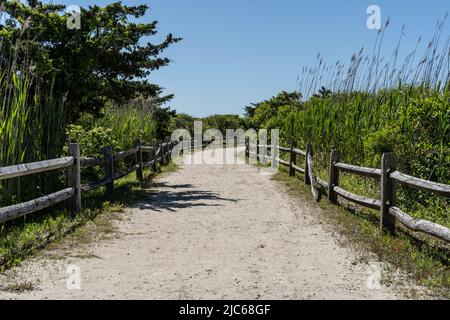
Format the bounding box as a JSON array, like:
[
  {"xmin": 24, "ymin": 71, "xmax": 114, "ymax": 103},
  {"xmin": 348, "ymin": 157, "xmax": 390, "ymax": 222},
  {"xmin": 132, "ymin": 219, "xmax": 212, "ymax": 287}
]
[
  {"xmin": 363, "ymin": 127, "xmax": 400, "ymax": 167},
  {"xmin": 65, "ymin": 124, "xmax": 118, "ymax": 158},
  {"xmin": 246, "ymin": 86, "xmax": 450, "ymax": 228}
]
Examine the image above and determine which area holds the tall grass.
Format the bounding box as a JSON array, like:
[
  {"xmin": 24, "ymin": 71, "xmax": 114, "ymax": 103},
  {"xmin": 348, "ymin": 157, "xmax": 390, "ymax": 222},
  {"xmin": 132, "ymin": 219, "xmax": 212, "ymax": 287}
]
[
  {"xmin": 0, "ymin": 19, "xmax": 67, "ymax": 205},
  {"xmin": 99, "ymin": 97, "xmax": 158, "ymax": 149},
  {"xmin": 297, "ymin": 15, "xmax": 449, "ymax": 97},
  {"xmin": 282, "ymin": 15, "xmax": 450, "ymax": 226}
]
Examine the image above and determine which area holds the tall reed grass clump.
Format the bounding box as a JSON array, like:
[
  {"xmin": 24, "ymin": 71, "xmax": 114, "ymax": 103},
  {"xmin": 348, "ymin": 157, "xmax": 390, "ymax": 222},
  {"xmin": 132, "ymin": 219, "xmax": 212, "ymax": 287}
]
[
  {"xmin": 0, "ymin": 20, "xmax": 67, "ymax": 206},
  {"xmin": 66, "ymin": 96, "xmax": 158, "ymax": 158},
  {"xmin": 255, "ymin": 16, "xmax": 450, "ymax": 226},
  {"xmin": 101, "ymin": 96, "xmax": 159, "ymax": 149}
]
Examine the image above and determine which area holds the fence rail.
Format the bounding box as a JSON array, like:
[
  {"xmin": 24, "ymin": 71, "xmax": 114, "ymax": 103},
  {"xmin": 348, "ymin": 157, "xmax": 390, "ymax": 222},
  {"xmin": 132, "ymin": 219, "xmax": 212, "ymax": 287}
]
[
  {"xmin": 113, "ymin": 147, "xmax": 140, "ymax": 161},
  {"xmin": 80, "ymin": 157, "xmax": 104, "ymax": 167},
  {"xmin": 246, "ymin": 139, "xmax": 450, "ymax": 244},
  {"xmin": 390, "ymin": 171, "xmax": 450, "ymax": 198},
  {"xmin": 292, "ymin": 148, "xmax": 306, "ymax": 157},
  {"xmin": 0, "ymin": 157, "xmax": 74, "ymax": 180},
  {"xmin": 334, "ymin": 162, "xmax": 381, "ymax": 179},
  {"xmin": 0, "ymin": 188, "xmax": 75, "ymax": 224},
  {"xmin": 81, "ymin": 177, "xmax": 113, "ymax": 192},
  {"xmin": 0, "ymin": 138, "xmax": 176, "ymax": 224},
  {"xmin": 3, "ymin": 135, "xmax": 449, "ymax": 245}
]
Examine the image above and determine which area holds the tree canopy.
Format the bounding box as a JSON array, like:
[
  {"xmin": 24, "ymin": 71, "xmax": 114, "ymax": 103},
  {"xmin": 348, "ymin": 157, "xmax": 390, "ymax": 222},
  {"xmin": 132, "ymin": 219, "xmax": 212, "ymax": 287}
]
[
  {"xmin": 244, "ymin": 91, "xmax": 302, "ymax": 130},
  {"xmin": 202, "ymin": 114, "xmax": 246, "ymax": 134},
  {"xmin": 0, "ymin": 0, "xmax": 181, "ymax": 119}
]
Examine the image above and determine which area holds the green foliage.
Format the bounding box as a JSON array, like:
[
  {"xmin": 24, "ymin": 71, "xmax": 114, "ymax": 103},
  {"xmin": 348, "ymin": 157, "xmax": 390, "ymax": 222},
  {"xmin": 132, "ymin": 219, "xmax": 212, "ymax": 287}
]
[
  {"xmin": 202, "ymin": 114, "xmax": 246, "ymax": 135},
  {"xmin": 248, "ymin": 16, "xmax": 450, "ymax": 232},
  {"xmin": 274, "ymin": 168, "xmax": 450, "ymax": 298},
  {"xmin": 1, "ymin": 1, "xmax": 181, "ymax": 119},
  {"xmin": 0, "ymin": 27, "xmax": 68, "ymax": 206},
  {"xmin": 246, "ymin": 91, "xmax": 301, "ymax": 131},
  {"xmin": 363, "ymin": 126, "xmax": 401, "ymax": 167},
  {"xmin": 65, "ymin": 124, "xmax": 117, "ymax": 158},
  {"xmin": 65, "ymin": 103, "xmax": 159, "ymax": 185},
  {"xmin": 98, "ymin": 105, "xmax": 157, "ymax": 149},
  {"xmin": 0, "ymin": 66, "xmax": 67, "ymax": 167},
  {"xmin": 152, "ymin": 106, "xmax": 176, "ymax": 140},
  {"xmin": 246, "ymin": 86, "xmax": 450, "ymax": 227},
  {"xmin": 168, "ymin": 113, "xmax": 195, "ymax": 136},
  {"xmin": 0, "ymin": 1, "xmax": 180, "ymax": 205}
]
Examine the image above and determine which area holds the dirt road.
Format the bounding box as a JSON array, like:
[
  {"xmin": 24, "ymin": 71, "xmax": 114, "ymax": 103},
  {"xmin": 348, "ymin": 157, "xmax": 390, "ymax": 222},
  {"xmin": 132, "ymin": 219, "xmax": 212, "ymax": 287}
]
[{"xmin": 0, "ymin": 150, "xmax": 406, "ymax": 299}]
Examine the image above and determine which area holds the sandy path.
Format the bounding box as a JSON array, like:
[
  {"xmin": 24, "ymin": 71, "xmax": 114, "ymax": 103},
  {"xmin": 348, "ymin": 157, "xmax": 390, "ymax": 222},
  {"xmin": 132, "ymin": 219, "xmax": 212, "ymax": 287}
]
[{"xmin": 0, "ymin": 150, "xmax": 403, "ymax": 299}]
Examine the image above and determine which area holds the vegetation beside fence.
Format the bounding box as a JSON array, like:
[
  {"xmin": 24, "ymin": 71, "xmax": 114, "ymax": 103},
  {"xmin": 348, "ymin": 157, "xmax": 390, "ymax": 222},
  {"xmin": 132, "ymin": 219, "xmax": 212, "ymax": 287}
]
[
  {"xmin": 242, "ymin": 17, "xmax": 449, "ymax": 237},
  {"xmin": 0, "ymin": 137, "xmax": 176, "ymax": 270},
  {"xmin": 0, "ymin": 138, "xmax": 176, "ymax": 225},
  {"xmin": 0, "ymin": 2, "xmax": 182, "ymax": 208},
  {"xmin": 246, "ymin": 140, "xmax": 450, "ymax": 244}
]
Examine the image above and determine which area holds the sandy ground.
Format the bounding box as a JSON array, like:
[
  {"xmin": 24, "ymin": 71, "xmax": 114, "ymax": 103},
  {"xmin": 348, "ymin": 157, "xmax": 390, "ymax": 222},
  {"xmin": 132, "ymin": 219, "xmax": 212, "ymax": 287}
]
[{"xmin": 0, "ymin": 149, "xmax": 411, "ymax": 299}]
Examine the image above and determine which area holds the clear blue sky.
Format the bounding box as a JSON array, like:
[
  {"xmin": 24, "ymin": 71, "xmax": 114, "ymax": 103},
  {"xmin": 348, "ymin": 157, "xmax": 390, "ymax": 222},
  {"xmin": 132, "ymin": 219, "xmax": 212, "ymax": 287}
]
[{"xmin": 50, "ymin": 0, "xmax": 449, "ymax": 117}]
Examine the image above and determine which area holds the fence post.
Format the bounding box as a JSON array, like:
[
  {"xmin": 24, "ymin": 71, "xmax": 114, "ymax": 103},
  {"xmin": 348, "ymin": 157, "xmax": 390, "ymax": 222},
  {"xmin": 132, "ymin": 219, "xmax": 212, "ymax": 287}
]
[
  {"xmin": 305, "ymin": 144, "xmax": 312, "ymax": 185},
  {"xmin": 328, "ymin": 150, "xmax": 340, "ymax": 204},
  {"xmin": 245, "ymin": 137, "xmax": 249, "ymax": 160},
  {"xmin": 68, "ymin": 143, "xmax": 81, "ymax": 215},
  {"xmin": 152, "ymin": 141, "xmax": 158, "ymax": 172},
  {"xmin": 381, "ymin": 152, "xmax": 397, "ymax": 234},
  {"xmin": 135, "ymin": 138, "xmax": 143, "ymax": 182},
  {"xmin": 159, "ymin": 139, "xmax": 165, "ymax": 165},
  {"xmin": 162, "ymin": 138, "xmax": 168, "ymax": 164},
  {"xmin": 165, "ymin": 137, "xmax": 171, "ymax": 163},
  {"xmin": 289, "ymin": 140, "xmax": 297, "ymax": 177},
  {"xmin": 104, "ymin": 146, "xmax": 115, "ymax": 193},
  {"xmin": 256, "ymin": 138, "xmax": 260, "ymax": 163}
]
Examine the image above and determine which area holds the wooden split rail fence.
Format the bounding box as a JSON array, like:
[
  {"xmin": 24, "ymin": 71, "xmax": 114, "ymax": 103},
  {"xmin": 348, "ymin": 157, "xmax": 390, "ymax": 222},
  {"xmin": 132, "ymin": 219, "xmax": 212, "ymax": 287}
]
[
  {"xmin": 245, "ymin": 139, "xmax": 450, "ymax": 244},
  {"xmin": 2, "ymin": 135, "xmax": 448, "ymax": 245},
  {"xmin": 0, "ymin": 138, "xmax": 176, "ymax": 224}
]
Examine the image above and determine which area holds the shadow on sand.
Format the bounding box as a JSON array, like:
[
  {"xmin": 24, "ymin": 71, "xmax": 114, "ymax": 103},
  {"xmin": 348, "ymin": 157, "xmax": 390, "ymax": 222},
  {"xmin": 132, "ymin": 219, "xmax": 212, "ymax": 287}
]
[{"xmin": 135, "ymin": 182, "xmax": 240, "ymax": 212}]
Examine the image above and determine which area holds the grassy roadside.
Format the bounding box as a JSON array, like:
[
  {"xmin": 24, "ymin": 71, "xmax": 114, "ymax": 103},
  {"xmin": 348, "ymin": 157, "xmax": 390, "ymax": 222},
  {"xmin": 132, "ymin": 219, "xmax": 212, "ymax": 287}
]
[
  {"xmin": 273, "ymin": 165, "xmax": 450, "ymax": 299},
  {"xmin": 0, "ymin": 162, "xmax": 178, "ymax": 272}
]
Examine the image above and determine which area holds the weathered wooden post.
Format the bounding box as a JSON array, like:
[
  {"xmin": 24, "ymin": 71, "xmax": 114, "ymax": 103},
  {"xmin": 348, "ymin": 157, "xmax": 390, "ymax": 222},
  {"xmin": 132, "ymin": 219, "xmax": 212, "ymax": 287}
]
[
  {"xmin": 328, "ymin": 150, "xmax": 340, "ymax": 204},
  {"xmin": 305, "ymin": 144, "xmax": 312, "ymax": 184},
  {"xmin": 307, "ymin": 145, "xmax": 320, "ymax": 201},
  {"xmin": 165, "ymin": 137, "xmax": 171, "ymax": 163},
  {"xmin": 164, "ymin": 138, "xmax": 168, "ymax": 164},
  {"xmin": 160, "ymin": 140, "xmax": 165, "ymax": 165},
  {"xmin": 135, "ymin": 138, "xmax": 143, "ymax": 182},
  {"xmin": 245, "ymin": 137, "xmax": 249, "ymax": 160},
  {"xmin": 164, "ymin": 139, "xmax": 168, "ymax": 164},
  {"xmin": 68, "ymin": 143, "xmax": 81, "ymax": 215},
  {"xmin": 145, "ymin": 142, "xmax": 151, "ymax": 164},
  {"xmin": 152, "ymin": 141, "xmax": 158, "ymax": 172},
  {"xmin": 289, "ymin": 140, "xmax": 297, "ymax": 177},
  {"xmin": 156, "ymin": 139, "xmax": 160, "ymax": 165},
  {"xmin": 256, "ymin": 138, "xmax": 260, "ymax": 163},
  {"xmin": 103, "ymin": 146, "xmax": 115, "ymax": 193},
  {"xmin": 381, "ymin": 152, "xmax": 397, "ymax": 234}
]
